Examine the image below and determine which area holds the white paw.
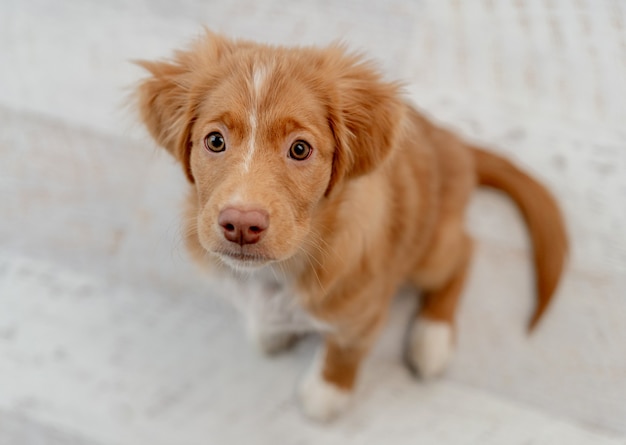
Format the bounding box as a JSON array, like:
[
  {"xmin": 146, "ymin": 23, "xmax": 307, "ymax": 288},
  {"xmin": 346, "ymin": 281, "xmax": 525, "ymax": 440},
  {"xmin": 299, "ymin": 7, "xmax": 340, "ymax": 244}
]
[
  {"xmin": 298, "ymin": 359, "xmax": 351, "ymax": 422},
  {"xmin": 250, "ymin": 329, "xmax": 297, "ymax": 356},
  {"xmin": 407, "ymin": 318, "xmax": 454, "ymax": 379}
]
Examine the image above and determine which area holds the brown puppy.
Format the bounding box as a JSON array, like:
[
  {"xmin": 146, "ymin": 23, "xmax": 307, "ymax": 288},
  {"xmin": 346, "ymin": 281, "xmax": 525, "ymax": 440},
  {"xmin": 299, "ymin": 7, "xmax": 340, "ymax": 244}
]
[{"xmin": 135, "ymin": 31, "xmax": 568, "ymax": 421}]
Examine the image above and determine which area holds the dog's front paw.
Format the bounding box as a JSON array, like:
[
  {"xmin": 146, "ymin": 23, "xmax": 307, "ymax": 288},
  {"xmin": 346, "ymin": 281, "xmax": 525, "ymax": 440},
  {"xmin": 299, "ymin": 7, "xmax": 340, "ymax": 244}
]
[
  {"xmin": 252, "ymin": 330, "xmax": 298, "ymax": 356},
  {"xmin": 298, "ymin": 370, "xmax": 351, "ymax": 422},
  {"xmin": 407, "ymin": 317, "xmax": 454, "ymax": 379}
]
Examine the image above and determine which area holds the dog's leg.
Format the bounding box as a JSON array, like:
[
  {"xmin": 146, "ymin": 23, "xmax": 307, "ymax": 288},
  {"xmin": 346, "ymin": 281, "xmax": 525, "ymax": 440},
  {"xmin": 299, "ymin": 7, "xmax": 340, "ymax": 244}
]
[
  {"xmin": 408, "ymin": 230, "xmax": 473, "ymax": 379},
  {"xmin": 248, "ymin": 324, "xmax": 298, "ymax": 356},
  {"xmin": 298, "ymin": 339, "xmax": 367, "ymax": 422},
  {"xmin": 298, "ymin": 314, "xmax": 385, "ymax": 422}
]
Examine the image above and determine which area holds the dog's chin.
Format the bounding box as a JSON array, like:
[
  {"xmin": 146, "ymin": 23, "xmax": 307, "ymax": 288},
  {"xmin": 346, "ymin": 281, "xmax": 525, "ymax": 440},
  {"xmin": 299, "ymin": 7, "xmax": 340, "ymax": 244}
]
[{"xmin": 213, "ymin": 249, "xmax": 276, "ymax": 272}]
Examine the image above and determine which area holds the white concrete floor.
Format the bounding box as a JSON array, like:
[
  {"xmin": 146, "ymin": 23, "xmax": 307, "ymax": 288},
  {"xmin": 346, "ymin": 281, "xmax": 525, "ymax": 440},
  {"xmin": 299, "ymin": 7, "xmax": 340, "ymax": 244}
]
[{"xmin": 1, "ymin": 0, "xmax": 626, "ymax": 443}]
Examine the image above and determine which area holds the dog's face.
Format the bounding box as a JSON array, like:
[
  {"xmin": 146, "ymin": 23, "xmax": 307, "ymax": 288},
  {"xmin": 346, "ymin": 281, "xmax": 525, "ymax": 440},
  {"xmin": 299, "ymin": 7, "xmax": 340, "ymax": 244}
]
[
  {"xmin": 186, "ymin": 61, "xmax": 336, "ymax": 269},
  {"xmin": 136, "ymin": 32, "xmax": 403, "ymax": 270}
]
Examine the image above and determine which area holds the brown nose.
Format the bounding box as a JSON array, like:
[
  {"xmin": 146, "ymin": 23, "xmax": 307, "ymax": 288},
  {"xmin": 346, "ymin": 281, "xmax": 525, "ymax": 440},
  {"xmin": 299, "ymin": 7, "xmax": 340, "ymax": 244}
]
[{"xmin": 218, "ymin": 207, "xmax": 269, "ymax": 246}]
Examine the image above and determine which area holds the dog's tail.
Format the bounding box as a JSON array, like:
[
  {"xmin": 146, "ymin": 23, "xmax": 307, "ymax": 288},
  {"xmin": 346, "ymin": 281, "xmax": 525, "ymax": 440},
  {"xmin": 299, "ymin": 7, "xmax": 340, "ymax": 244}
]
[{"xmin": 472, "ymin": 147, "xmax": 568, "ymax": 330}]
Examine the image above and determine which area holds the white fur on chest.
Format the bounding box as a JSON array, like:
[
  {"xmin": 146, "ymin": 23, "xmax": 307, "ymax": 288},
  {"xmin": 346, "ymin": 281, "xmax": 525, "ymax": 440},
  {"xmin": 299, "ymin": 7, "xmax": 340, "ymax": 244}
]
[{"xmin": 219, "ymin": 266, "xmax": 329, "ymax": 335}]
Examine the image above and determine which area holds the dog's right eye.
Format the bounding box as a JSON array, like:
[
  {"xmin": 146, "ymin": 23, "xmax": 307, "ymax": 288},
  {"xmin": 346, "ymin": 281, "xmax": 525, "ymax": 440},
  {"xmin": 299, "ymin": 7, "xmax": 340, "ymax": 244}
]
[
  {"xmin": 204, "ymin": 132, "xmax": 226, "ymax": 153},
  {"xmin": 289, "ymin": 140, "xmax": 312, "ymax": 161}
]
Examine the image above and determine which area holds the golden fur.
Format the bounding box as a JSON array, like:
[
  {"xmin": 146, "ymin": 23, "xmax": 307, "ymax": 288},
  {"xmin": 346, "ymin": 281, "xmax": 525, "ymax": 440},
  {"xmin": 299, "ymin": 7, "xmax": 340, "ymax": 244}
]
[{"xmin": 135, "ymin": 31, "xmax": 568, "ymax": 421}]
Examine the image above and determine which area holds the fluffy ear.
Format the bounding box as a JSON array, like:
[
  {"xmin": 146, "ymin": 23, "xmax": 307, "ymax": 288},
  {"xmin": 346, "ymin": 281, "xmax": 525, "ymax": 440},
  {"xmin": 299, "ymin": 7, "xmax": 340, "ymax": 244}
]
[
  {"xmin": 135, "ymin": 58, "xmax": 196, "ymax": 182},
  {"xmin": 325, "ymin": 50, "xmax": 405, "ymax": 195},
  {"xmin": 135, "ymin": 31, "xmax": 235, "ymax": 183}
]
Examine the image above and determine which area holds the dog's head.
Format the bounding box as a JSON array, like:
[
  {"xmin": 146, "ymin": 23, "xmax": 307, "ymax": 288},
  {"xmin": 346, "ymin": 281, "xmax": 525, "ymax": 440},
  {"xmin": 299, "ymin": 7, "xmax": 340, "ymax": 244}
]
[{"xmin": 136, "ymin": 31, "xmax": 404, "ymax": 270}]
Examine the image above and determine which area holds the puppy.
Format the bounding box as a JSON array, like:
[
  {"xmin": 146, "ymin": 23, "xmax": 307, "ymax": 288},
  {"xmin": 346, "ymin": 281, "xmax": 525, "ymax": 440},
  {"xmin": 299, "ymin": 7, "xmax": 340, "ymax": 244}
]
[{"xmin": 135, "ymin": 31, "xmax": 568, "ymax": 421}]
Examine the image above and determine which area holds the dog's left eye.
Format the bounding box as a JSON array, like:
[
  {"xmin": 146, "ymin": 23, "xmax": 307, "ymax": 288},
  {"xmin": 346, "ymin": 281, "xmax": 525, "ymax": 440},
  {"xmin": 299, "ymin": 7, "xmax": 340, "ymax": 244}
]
[
  {"xmin": 289, "ymin": 140, "xmax": 312, "ymax": 161},
  {"xmin": 204, "ymin": 132, "xmax": 226, "ymax": 153}
]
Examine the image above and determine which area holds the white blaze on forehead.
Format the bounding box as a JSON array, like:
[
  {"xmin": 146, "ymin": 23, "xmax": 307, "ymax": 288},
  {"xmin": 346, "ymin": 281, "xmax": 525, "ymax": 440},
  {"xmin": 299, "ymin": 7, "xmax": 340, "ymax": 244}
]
[
  {"xmin": 242, "ymin": 63, "xmax": 271, "ymax": 173},
  {"xmin": 242, "ymin": 113, "xmax": 257, "ymax": 173},
  {"xmin": 253, "ymin": 64, "xmax": 268, "ymax": 95}
]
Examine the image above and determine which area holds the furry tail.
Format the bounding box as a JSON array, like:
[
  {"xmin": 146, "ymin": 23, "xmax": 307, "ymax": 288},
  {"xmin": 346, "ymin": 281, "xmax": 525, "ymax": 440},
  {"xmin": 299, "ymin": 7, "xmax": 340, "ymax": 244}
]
[{"xmin": 472, "ymin": 147, "xmax": 568, "ymax": 330}]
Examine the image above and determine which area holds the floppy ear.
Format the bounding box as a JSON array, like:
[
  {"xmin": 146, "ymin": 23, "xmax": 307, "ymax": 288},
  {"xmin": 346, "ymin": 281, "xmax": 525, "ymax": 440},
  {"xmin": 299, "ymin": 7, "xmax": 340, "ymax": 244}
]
[
  {"xmin": 135, "ymin": 58, "xmax": 197, "ymax": 182},
  {"xmin": 325, "ymin": 50, "xmax": 405, "ymax": 195},
  {"xmin": 135, "ymin": 31, "xmax": 235, "ymax": 183}
]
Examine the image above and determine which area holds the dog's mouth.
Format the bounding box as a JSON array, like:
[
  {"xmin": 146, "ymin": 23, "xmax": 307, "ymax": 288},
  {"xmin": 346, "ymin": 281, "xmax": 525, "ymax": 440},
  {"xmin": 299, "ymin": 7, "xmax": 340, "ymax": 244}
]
[{"xmin": 214, "ymin": 249, "xmax": 276, "ymax": 268}]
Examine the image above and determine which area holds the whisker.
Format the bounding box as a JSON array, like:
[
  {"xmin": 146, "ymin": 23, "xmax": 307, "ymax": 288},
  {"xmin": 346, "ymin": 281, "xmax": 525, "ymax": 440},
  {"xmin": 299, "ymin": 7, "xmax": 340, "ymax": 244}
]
[{"xmin": 297, "ymin": 245, "xmax": 325, "ymax": 293}]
